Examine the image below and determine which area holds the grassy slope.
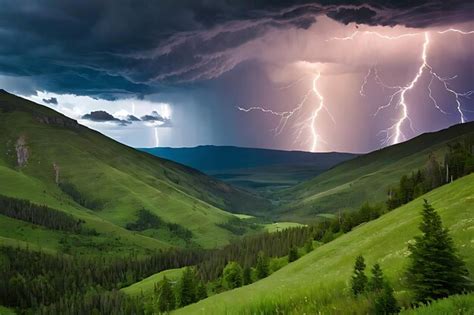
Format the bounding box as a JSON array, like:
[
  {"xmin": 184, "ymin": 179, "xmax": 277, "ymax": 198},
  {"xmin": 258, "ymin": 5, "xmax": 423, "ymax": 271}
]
[
  {"xmin": 275, "ymin": 122, "xmax": 474, "ymax": 222},
  {"xmin": 0, "ymin": 91, "xmax": 267, "ymax": 251},
  {"xmin": 121, "ymin": 267, "xmax": 185, "ymax": 297},
  {"xmin": 400, "ymin": 294, "xmax": 474, "ymax": 314},
  {"xmin": 177, "ymin": 173, "xmax": 474, "ymax": 314}
]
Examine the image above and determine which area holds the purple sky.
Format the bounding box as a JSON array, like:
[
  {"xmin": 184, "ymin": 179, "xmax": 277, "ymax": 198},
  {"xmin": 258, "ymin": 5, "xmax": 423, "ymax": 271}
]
[{"xmin": 1, "ymin": 1, "xmax": 473, "ymax": 152}]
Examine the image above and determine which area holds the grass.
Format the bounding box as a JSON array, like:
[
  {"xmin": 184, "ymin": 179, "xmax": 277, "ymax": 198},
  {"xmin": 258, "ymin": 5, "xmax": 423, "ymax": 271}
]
[
  {"xmin": 232, "ymin": 213, "xmax": 255, "ymax": 220},
  {"xmin": 0, "ymin": 91, "xmax": 269, "ymax": 252},
  {"xmin": 274, "ymin": 122, "xmax": 474, "ymax": 222},
  {"xmin": 175, "ymin": 173, "xmax": 474, "ymax": 314},
  {"xmin": 400, "ymin": 294, "xmax": 474, "ymax": 315},
  {"xmin": 263, "ymin": 222, "xmax": 305, "ymax": 233},
  {"xmin": 121, "ymin": 267, "xmax": 185, "ymax": 298}
]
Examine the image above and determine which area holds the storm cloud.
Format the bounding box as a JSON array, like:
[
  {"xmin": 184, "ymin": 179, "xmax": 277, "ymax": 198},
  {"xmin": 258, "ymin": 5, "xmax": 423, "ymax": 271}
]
[
  {"xmin": 82, "ymin": 110, "xmax": 131, "ymax": 126},
  {"xmin": 42, "ymin": 97, "xmax": 58, "ymax": 105},
  {"xmin": 0, "ymin": 0, "xmax": 472, "ymax": 98}
]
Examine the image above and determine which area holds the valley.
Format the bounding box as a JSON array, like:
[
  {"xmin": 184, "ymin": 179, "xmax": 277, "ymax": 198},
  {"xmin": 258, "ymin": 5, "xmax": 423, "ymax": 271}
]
[{"xmin": 1, "ymin": 91, "xmax": 473, "ymax": 314}]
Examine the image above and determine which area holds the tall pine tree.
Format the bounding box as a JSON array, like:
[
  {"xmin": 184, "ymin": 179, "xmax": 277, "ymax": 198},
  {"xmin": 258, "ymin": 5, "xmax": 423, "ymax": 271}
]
[
  {"xmin": 178, "ymin": 267, "xmax": 197, "ymax": 307},
  {"xmin": 156, "ymin": 276, "xmax": 175, "ymax": 313},
  {"xmin": 256, "ymin": 251, "xmax": 270, "ymax": 280},
  {"xmin": 406, "ymin": 200, "xmax": 471, "ymax": 302},
  {"xmin": 351, "ymin": 255, "xmax": 367, "ymax": 295},
  {"xmin": 369, "ymin": 263, "xmax": 384, "ymax": 292}
]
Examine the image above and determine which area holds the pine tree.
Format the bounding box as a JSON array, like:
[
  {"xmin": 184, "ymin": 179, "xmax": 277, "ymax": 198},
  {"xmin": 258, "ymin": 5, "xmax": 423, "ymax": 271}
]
[
  {"xmin": 304, "ymin": 239, "xmax": 313, "ymax": 253},
  {"xmin": 369, "ymin": 263, "xmax": 384, "ymax": 292},
  {"xmin": 256, "ymin": 251, "xmax": 270, "ymax": 280},
  {"xmin": 351, "ymin": 255, "xmax": 367, "ymax": 295},
  {"xmin": 222, "ymin": 261, "xmax": 243, "ymax": 289},
  {"xmin": 178, "ymin": 267, "xmax": 197, "ymax": 307},
  {"xmin": 157, "ymin": 276, "xmax": 175, "ymax": 313},
  {"xmin": 243, "ymin": 267, "xmax": 252, "ymax": 285},
  {"xmin": 406, "ymin": 200, "xmax": 471, "ymax": 303},
  {"xmin": 374, "ymin": 282, "xmax": 399, "ymax": 315},
  {"xmin": 288, "ymin": 247, "xmax": 298, "ymax": 262},
  {"xmin": 196, "ymin": 281, "xmax": 207, "ymax": 300}
]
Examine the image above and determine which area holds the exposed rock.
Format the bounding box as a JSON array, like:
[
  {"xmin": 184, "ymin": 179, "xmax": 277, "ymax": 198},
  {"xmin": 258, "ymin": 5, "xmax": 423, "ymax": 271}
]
[
  {"xmin": 35, "ymin": 115, "xmax": 79, "ymax": 129},
  {"xmin": 53, "ymin": 162, "xmax": 60, "ymax": 184},
  {"xmin": 15, "ymin": 136, "xmax": 29, "ymax": 167}
]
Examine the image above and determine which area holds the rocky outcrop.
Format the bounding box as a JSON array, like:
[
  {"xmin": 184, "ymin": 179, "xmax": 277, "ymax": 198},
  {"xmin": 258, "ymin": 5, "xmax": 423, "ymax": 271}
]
[
  {"xmin": 15, "ymin": 136, "xmax": 29, "ymax": 167},
  {"xmin": 35, "ymin": 115, "xmax": 79, "ymax": 129},
  {"xmin": 53, "ymin": 162, "xmax": 60, "ymax": 184}
]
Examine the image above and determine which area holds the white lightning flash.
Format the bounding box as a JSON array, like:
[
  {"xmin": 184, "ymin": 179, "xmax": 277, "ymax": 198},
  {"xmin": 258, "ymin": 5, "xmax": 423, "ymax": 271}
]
[
  {"xmin": 154, "ymin": 127, "xmax": 159, "ymax": 147},
  {"xmin": 237, "ymin": 71, "xmax": 331, "ymax": 152},
  {"xmin": 333, "ymin": 28, "xmax": 474, "ymax": 145}
]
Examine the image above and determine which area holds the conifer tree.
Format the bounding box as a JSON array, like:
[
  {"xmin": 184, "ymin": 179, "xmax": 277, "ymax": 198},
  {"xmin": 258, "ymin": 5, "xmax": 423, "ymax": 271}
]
[
  {"xmin": 304, "ymin": 239, "xmax": 313, "ymax": 253},
  {"xmin": 222, "ymin": 262, "xmax": 243, "ymax": 289},
  {"xmin": 243, "ymin": 267, "xmax": 252, "ymax": 285},
  {"xmin": 157, "ymin": 276, "xmax": 175, "ymax": 313},
  {"xmin": 351, "ymin": 255, "xmax": 367, "ymax": 295},
  {"xmin": 178, "ymin": 267, "xmax": 197, "ymax": 307},
  {"xmin": 288, "ymin": 246, "xmax": 298, "ymax": 262},
  {"xmin": 369, "ymin": 263, "xmax": 384, "ymax": 292},
  {"xmin": 196, "ymin": 281, "xmax": 208, "ymax": 300},
  {"xmin": 256, "ymin": 251, "xmax": 270, "ymax": 280},
  {"xmin": 406, "ymin": 200, "xmax": 471, "ymax": 302},
  {"xmin": 374, "ymin": 282, "xmax": 399, "ymax": 315}
]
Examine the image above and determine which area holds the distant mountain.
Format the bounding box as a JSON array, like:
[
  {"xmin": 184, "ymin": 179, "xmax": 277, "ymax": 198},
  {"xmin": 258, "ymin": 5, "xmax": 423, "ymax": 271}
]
[
  {"xmin": 141, "ymin": 146, "xmax": 356, "ymax": 172},
  {"xmin": 140, "ymin": 146, "xmax": 357, "ymax": 193},
  {"xmin": 0, "ymin": 90, "xmax": 269, "ymax": 253}
]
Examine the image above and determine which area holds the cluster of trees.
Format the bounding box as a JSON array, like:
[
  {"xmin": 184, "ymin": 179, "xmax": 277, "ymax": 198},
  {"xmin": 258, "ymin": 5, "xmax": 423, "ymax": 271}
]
[
  {"xmin": 312, "ymin": 202, "xmax": 385, "ymax": 244},
  {"xmin": 36, "ymin": 290, "xmax": 145, "ymax": 315},
  {"xmin": 216, "ymin": 217, "xmax": 260, "ymax": 235},
  {"xmin": 154, "ymin": 268, "xmax": 207, "ymax": 313},
  {"xmin": 0, "ymin": 247, "xmax": 205, "ymax": 313},
  {"xmin": 58, "ymin": 182, "xmax": 103, "ymax": 210},
  {"xmin": 387, "ymin": 139, "xmax": 474, "ymax": 210},
  {"xmin": 126, "ymin": 208, "xmax": 193, "ymax": 242},
  {"xmin": 0, "ymin": 195, "xmax": 96, "ymax": 235},
  {"xmin": 350, "ymin": 200, "xmax": 471, "ymax": 313},
  {"xmin": 351, "ymin": 256, "xmax": 399, "ymax": 314},
  {"xmin": 197, "ymin": 225, "xmax": 315, "ymax": 281}
]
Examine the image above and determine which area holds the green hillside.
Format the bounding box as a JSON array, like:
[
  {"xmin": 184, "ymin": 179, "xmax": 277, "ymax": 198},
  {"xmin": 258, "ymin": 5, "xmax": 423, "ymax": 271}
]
[
  {"xmin": 0, "ymin": 90, "xmax": 268, "ymax": 252},
  {"xmin": 121, "ymin": 267, "xmax": 185, "ymax": 297},
  {"xmin": 177, "ymin": 173, "xmax": 474, "ymax": 314},
  {"xmin": 275, "ymin": 122, "xmax": 474, "ymax": 222}
]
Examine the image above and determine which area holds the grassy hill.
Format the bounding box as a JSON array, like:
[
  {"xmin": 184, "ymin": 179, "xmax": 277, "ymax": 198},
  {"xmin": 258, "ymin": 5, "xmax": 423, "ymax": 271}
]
[
  {"xmin": 121, "ymin": 267, "xmax": 185, "ymax": 298},
  {"xmin": 0, "ymin": 90, "xmax": 269, "ymax": 252},
  {"xmin": 176, "ymin": 173, "xmax": 474, "ymax": 314},
  {"xmin": 275, "ymin": 122, "xmax": 474, "ymax": 222}
]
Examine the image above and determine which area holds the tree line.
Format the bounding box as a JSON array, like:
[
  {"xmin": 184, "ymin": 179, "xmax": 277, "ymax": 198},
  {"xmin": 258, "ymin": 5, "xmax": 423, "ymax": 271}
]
[
  {"xmin": 387, "ymin": 139, "xmax": 474, "ymax": 210},
  {"xmin": 0, "ymin": 246, "xmax": 205, "ymax": 313},
  {"xmin": 126, "ymin": 208, "xmax": 193, "ymax": 242},
  {"xmin": 0, "ymin": 195, "xmax": 96, "ymax": 235}
]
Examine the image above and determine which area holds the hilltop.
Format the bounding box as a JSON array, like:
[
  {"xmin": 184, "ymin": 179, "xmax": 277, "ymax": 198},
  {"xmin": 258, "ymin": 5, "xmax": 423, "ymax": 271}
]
[{"xmin": 0, "ymin": 90, "xmax": 269, "ymax": 253}]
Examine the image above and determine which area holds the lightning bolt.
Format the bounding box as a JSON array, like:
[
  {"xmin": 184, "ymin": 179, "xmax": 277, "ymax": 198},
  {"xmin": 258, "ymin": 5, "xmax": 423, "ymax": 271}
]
[
  {"xmin": 331, "ymin": 28, "xmax": 474, "ymax": 145},
  {"xmin": 154, "ymin": 127, "xmax": 159, "ymax": 147},
  {"xmin": 237, "ymin": 72, "xmax": 331, "ymax": 152}
]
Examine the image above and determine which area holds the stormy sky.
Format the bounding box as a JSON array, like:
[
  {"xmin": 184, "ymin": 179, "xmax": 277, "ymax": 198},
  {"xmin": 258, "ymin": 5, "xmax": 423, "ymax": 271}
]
[{"xmin": 1, "ymin": 1, "xmax": 473, "ymax": 152}]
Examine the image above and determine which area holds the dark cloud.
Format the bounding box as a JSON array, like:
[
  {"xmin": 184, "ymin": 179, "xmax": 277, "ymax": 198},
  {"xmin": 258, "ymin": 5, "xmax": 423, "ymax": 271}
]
[
  {"xmin": 82, "ymin": 110, "xmax": 131, "ymax": 126},
  {"xmin": 140, "ymin": 111, "xmax": 172, "ymax": 127},
  {"xmin": 0, "ymin": 1, "xmax": 472, "ymax": 98},
  {"xmin": 42, "ymin": 97, "xmax": 58, "ymax": 105},
  {"xmin": 126, "ymin": 115, "xmax": 141, "ymax": 122}
]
